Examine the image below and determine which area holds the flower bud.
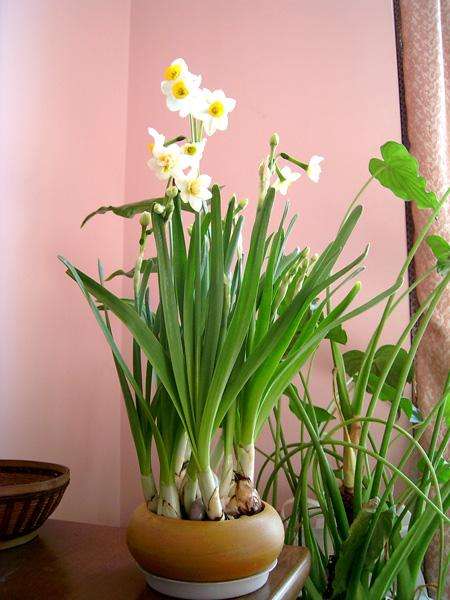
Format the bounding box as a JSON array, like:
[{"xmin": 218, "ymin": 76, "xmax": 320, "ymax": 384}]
[
  {"xmin": 237, "ymin": 198, "xmax": 248, "ymax": 210},
  {"xmin": 258, "ymin": 160, "xmax": 266, "ymax": 180},
  {"xmin": 259, "ymin": 158, "xmax": 271, "ymax": 184},
  {"xmin": 166, "ymin": 185, "xmax": 178, "ymax": 199},
  {"xmin": 139, "ymin": 211, "xmax": 151, "ymax": 227},
  {"xmin": 164, "ymin": 202, "xmax": 174, "ymax": 220},
  {"xmin": 270, "ymin": 133, "xmax": 279, "ymax": 148},
  {"xmin": 153, "ymin": 202, "xmax": 165, "ymax": 215},
  {"xmin": 236, "ymin": 232, "xmax": 243, "ymax": 259},
  {"xmin": 299, "ymin": 246, "xmax": 310, "ymax": 260}
]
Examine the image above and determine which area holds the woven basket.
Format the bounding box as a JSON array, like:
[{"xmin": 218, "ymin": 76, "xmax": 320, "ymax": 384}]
[{"xmin": 0, "ymin": 459, "xmax": 70, "ymax": 549}]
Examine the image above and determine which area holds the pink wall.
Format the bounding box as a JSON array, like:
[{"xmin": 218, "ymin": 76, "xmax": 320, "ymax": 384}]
[
  {"xmin": 0, "ymin": 0, "xmax": 131, "ymax": 525},
  {"xmin": 1, "ymin": 0, "xmax": 408, "ymax": 525}
]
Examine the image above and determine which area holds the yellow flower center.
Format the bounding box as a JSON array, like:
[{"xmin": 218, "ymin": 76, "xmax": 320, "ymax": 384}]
[
  {"xmin": 183, "ymin": 144, "xmax": 197, "ymax": 156},
  {"xmin": 172, "ymin": 80, "xmax": 189, "ymax": 99},
  {"xmin": 164, "ymin": 64, "xmax": 182, "ymax": 81},
  {"xmin": 208, "ymin": 101, "xmax": 225, "ymax": 118},
  {"xmin": 187, "ymin": 179, "xmax": 202, "ymax": 196},
  {"xmin": 158, "ymin": 153, "xmax": 176, "ymax": 173}
]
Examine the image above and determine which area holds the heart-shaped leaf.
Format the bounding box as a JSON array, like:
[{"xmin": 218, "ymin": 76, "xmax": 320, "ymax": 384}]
[
  {"xmin": 343, "ymin": 345, "xmax": 413, "ymax": 388},
  {"xmin": 418, "ymin": 456, "xmax": 450, "ymax": 483},
  {"xmin": 369, "ymin": 141, "xmax": 438, "ymax": 210},
  {"xmin": 343, "ymin": 346, "xmax": 416, "ymax": 421},
  {"xmin": 288, "ymin": 396, "xmax": 334, "ymax": 425},
  {"xmin": 326, "ymin": 324, "xmax": 348, "ymax": 344},
  {"xmin": 427, "ymin": 235, "xmax": 450, "ymax": 276},
  {"xmin": 399, "ymin": 397, "xmax": 423, "ymax": 424},
  {"xmin": 342, "ymin": 349, "xmax": 365, "ymax": 379},
  {"xmin": 372, "ymin": 345, "xmax": 413, "ymax": 386}
]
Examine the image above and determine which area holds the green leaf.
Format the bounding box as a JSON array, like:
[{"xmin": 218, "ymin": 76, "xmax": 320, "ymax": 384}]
[
  {"xmin": 444, "ymin": 390, "xmax": 450, "ymax": 429},
  {"xmin": 81, "ymin": 198, "xmax": 165, "ymax": 227},
  {"xmin": 372, "ymin": 345, "xmax": 413, "ymax": 386},
  {"xmin": 344, "ymin": 343, "xmax": 418, "ymax": 422},
  {"xmin": 171, "ymin": 198, "xmax": 187, "ymax": 315},
  {"xmin": 367, "ymin": 373, "xmax": 416, "ymax": 422},
  {"xmin": 399, "ymin": 397, "xmax": 423, "ymax": 424},
  {"xmin": 437, "ymin": 461, "xmax": 450, "ymax": 483},
  {"xmin": 427, "ymin": 234, "xmax": 450, "ymax": 257},
  {"xmin": 152, "ymin": 215, "xmax": 193, "ymax": 440},
  {"xmin": 333, "ymin": 503, "xmax": 377, "ymax": 596},
  {"xmin": 364, "ymin": 509, "xmax": 394, "ymax": 568},
  {"xmin": 60, "ymin": 257, "xmax": 172, "ymax": 480},
  {"xmin": 343, "ymin": 345, "xmax": 413, "ymax": 395},
  {"xmin": 427, "ymin": 234, "xmax": 450, "ymax": 276},
  {"xmin": 106, "ymin": 258, "xmax": 157, "ymax": 280},
  {"xmin": 289, "ymin": 396, "xmax": 335, "ymax": 425},
  {"xmin": 418, "ymin": 456, "xmax": 450, "ymax": 483},
  {"xmin": 199, "ymin": 185, "xmax": 225, "ymax": 402},
  {"xmin": 198, "ymin": 187, "xmax": 276, "ymax": 461},
  {"xmin": 326, "ymin": 324, "xmax": 348, "ymax": 344},
  {"xmin": 369, "ymin": 141, "xmax": 438, "ymax": 210},
  {"xmin": 60, "ymin": 258, "xmax": 184, "ymax": 422},
  {"xmin": 343, "ymin": 349, "xmax": 365, "ymax": 379}
]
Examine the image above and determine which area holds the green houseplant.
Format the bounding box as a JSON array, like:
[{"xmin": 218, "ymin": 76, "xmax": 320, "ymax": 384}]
[
  {"xmin": 60, "ymin": 58, "xmax": 448, "ymax": 598},
  {"xmin": 258, "ymin": 148, "xmax": 450, "ymax": 599}
]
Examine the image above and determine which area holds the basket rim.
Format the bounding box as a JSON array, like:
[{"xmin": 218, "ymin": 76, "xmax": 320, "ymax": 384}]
[{"xmin": 0, "ymin": 459, "xmax": 70, "ymax": 498}]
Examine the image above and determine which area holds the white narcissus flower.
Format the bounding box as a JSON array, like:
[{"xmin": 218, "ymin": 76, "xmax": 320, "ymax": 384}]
[
  {"xmin": 274, "ymin": 166, "xmax": 301, "ymax": 195},
  {"xmin": 147, "ymin": 127, "xmax": 187, "ymax": 180},
  {"xmin": 306, "ymin": 155, "xmax": 324, "ymax": 182},
  {"xmin": 180, "ymin": 139, "xmax": 206, "ymax": 167},
  {"xmin": 147, "ymin": 127, "xmax": 165, "ymax": 153},
  {"xmin": 175, "ymin": 169, "xmax": 212, "ymax": 212},
  {"xmin": 161, "ymin": 77, "xmax": 202, "ymax": 117},
  {"xmin": 194, "ymin": 89, "xmax": 236, "ymax": 136},
  {"xmin": 161, "ymin": 59, "xmax": 202, "ymax": 118},
  {"xmin": 162, "ymin": 58, "xmax": 191, "ymax": 83}
]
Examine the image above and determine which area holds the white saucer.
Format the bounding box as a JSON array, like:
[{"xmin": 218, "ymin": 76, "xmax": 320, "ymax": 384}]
[{"xmin": 140, "ymin": 560, "xmax": 277, "ymax": 599}]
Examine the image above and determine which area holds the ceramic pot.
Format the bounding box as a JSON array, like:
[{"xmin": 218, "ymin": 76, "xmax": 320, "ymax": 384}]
[{"xmin": 127, "ymin": 502, "xmax": 284, "ymax": 598}]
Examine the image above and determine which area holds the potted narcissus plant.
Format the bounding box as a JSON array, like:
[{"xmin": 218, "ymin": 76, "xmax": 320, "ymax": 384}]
[{"xmin": 60, "ymin": 58, "xmax": 392, "ymax": 598}]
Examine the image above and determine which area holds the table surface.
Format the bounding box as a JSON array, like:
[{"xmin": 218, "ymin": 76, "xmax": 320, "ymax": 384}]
[{"xmin": 0, "ymin": 519, "xmax": 310, "ymax": 600}]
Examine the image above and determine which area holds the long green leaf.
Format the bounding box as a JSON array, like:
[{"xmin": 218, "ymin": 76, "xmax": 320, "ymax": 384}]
[
  {"xmin": 152, "ymin": 215, "xmax": 195, "ymax": 443},
  {"xmin": 81, "ymin": 198, "xmax": 165, "ymax": 227},
  {"xmin": 197, "ymin": 188, "xmax": 275, "ymax": 465},
  {"xmin": 171, "ymin": 198, "xmax": 187, "ymax": 316},
  {"xmin": 61, "ymin": 257, "xmax": 172, "ymax": 481},
  {"xmin": 199, "ymin": 185, "xmax": 225, "ymax": 404}
]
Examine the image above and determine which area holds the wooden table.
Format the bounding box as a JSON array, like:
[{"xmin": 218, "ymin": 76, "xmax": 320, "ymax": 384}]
[{"xmin": 0, "ymin": 519, "xmax": 310, "ymax": 599}]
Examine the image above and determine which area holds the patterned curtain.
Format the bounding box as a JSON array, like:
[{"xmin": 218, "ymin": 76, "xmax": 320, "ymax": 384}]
[{"xmin": 399, "ymin": 0, "xmax": 449, "ymax": 594}]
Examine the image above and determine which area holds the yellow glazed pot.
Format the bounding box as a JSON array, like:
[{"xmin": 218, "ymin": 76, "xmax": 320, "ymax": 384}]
[{"xmin": 127, "ymin": 502, "xmax": 284, "ymax": 584}]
